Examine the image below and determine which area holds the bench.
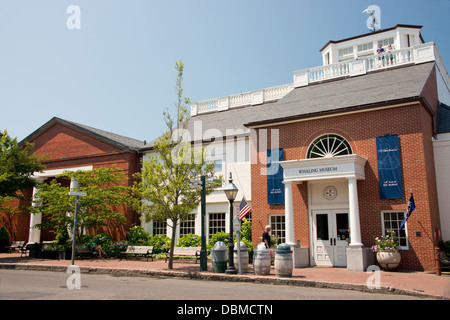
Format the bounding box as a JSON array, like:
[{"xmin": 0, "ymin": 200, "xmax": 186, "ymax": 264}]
[
  {"xmin": 165, "ymin": 247, "xmax": 201, "ymax": 263},
  {"xmin": 6, "ymin": 241, "xmax": 25, "ymax": 253},
  {"xmin": 75, "ymin": 245, "xmax": 97, "ymax": 258},
  {"xmin": 121, "ymin": 245, "xmax": 154, "ymax": 261}
]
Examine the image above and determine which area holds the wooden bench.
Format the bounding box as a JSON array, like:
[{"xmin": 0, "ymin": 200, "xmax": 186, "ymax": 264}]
[
  {"xmin": 121, "ymin": 245, "xmax": 154, "ymax": 261},
  {"xmin": 75, "ymin": 245, "xmax": 97, "ymax": 258},
  {"xmin": 165, "ymin": 247, "xmax": 201, "ymax": 263},
  {"xmin": 6, "ymin": 241, "xmax": 25, "ymax": 253}
]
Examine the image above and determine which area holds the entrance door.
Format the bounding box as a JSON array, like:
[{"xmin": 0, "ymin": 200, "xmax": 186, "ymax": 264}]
[{"xmin": 312, "ymin": 210, "xmax": 349, "ymax": 267}]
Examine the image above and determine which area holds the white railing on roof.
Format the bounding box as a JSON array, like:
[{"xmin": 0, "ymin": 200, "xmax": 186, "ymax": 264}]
[
  {"xmin": 294, "ymin": 42, "xmax": 437, "ymax": 87},
  {"xmin": 191, "ymin": 83, "xmax": 293, "ymax": 116},
  {"xmin": 191, "ymin": 42, "xmax": 438, "ymax": 116}
]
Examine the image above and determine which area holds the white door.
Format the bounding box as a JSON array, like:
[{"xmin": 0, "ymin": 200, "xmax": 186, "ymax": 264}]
[{"xmin": 312, "ymin": 210, "xmax": 349, "ymax": 267}]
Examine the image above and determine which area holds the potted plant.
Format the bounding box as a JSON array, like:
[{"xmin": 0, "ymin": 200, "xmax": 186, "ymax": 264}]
[{"xmin": 371, "ymin": 230, "xmax": 401, "ymax": 270}]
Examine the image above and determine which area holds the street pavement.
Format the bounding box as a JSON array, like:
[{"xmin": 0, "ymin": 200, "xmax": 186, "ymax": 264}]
[{"xmin": 0, "ymin": 253, "xmax": 449, "ymax": 299}]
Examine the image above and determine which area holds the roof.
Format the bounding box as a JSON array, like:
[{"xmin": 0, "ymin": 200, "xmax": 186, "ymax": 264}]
[
  {"xmin": 437, "ymin": 103, "xmax": 450, "ymax": 134},
  {"xmin": 141, "ymin": 62, "xmax": 436, "ymax": 151},
  {"xmin": 21, "ymin": 117, "xmax": 144, "ymax": 152},
  {"xmin": 319, "ymin": 24, "xmax": 424, "ymax": 52},
  {"xmin": 245, "ymin": 62, "xmax": 436, "ymax": 127}
]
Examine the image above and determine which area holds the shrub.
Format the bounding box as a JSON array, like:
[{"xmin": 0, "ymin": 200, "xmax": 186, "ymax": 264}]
[
  {"xmin": 0, "ymin": 226, "xmax": 10, "ymax": 253},
  {"xmin": 127, "ymin": 225, "xmax": 150, "ymax": 245},
  {"xmin": 109, "ymin": 241, "xmax": 128, "ymax": 257},
  {"xmin": 178, "ymin": 233, "xmax": 201, "ymax": 247},
  {"xmin": 148, "ymin": 234, "xmax": 171, "ymax": 254}
]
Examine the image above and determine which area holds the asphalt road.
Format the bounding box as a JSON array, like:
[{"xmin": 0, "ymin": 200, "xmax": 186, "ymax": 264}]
[{"xmin": 0, "ymin": 269, "xmax": 430, "ymax": 301}]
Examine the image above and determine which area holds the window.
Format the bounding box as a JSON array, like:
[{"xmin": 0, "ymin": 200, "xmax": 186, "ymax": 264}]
[
  {"xmin": 180, "ymin": 214, "xmax": 196, "ymax": 236},
  {"xmin": 338, "ymin": 46, "xmax": 353, "ymax": 57},
  {"xmin": 381, "ymin": 211, "xmax": 408, "ymax": 249},
  {"xmin": 153, "ymin": 220, "xmax": 167, "ymax": 236},
  {"xmin": 209, "ymin": 212, "xmax": 225, "ymax": 236},
  {"xmin": 358, "ymin": 42, "xmax": 373, "ymax": 52},
  {"xmin": 269, "ymin": 215, "xmax": 285, "ymax": 245},
  {"xmin": 378, "ymin": 37, "xmax": 394, "ymax": 47},
  {"xmin": 306, "ymin": 134, "xmax": 352, "ymax": 159}
]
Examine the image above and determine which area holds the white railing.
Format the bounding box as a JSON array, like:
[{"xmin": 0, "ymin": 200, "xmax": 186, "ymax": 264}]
[
  {"xmin": 192, "ymin": 42, "xmax": 438, "ymax": 116},
  {"xmin": 192, "ymin": 83, "xmax": 293, "ymax": 115}
]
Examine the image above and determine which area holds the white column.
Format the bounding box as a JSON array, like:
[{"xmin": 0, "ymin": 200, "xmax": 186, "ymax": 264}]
[
  {"xmin": 284, "ymin": 182, "xmax": 295, "ymax": 246},
  {"xmin": 28, "ymin": 179, "xmax": 44, "ymax": 243},
  {"xmin": 348, "ymin": 177, "xmax": 363, "ymax": 247}
]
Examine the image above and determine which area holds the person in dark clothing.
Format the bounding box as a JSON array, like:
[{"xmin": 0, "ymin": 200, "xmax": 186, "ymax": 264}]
[{"xmin": 262, "ymin": 225, "xmax": 271, "ymax": 248}]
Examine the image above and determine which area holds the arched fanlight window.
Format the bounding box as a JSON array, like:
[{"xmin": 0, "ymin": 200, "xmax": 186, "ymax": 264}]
[{"xmin": 306, "ymin": 134, "xmax": 352, "ymax": 159}]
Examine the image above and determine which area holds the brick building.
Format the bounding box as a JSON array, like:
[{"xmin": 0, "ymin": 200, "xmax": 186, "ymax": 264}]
[
  {"xmin": 188, "ymin": 25, "xmax": 449, "ymax": 271},
  {"xmin": 10, "ymin": 117, "xmax": 143, "ymax": 242}
]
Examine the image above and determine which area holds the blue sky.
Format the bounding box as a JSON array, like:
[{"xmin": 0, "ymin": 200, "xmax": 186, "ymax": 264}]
[{"xmin": 1, "ymin": 0, "xmax": 449, "ymax": 142}]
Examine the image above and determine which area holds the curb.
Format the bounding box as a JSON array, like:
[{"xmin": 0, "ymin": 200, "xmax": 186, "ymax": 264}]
[{"xmin": 1, "ymin": 263, "xmax": 441, "ymax": 299}]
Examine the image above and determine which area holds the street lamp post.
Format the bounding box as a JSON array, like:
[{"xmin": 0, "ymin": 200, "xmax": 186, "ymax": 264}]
[
  {"xmin": 68, "ymin": 178, "xmax": 86, "ymax": 266},
  {"xmin": 223, "ymin": 172, "xmax": 238, "ymax": 275}
]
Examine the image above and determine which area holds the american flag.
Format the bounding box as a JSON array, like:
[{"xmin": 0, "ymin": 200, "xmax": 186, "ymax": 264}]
[{"xmin": 239, "ymin": 197, "xmax": 251, "ymax": 220}]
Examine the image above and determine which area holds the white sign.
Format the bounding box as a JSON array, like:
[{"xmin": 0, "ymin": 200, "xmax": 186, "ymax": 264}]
[
  {"xmin": 233, "ymin": 218, "xmax": 241, "ymax": 232},
  {"xmin": 69, "ymin": 192, "xmax": 87, "ymax": 196}
]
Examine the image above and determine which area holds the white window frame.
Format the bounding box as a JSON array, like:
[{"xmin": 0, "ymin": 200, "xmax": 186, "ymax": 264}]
[
  {"xmin": 269, "ymin": 214, "xmax": 285, "ymax": 245},
  {"xmin": 380, "ymin": 210, "xmax": 409, "ymax": 250}
]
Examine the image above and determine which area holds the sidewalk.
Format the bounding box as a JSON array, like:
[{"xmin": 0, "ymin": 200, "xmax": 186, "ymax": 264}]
[{"xmin": 1, "ymin": 253, "xmax": 449, "ymax": 299}]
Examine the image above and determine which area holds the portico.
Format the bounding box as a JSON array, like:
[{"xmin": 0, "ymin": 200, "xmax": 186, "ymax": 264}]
[{"xmin": 280, "ymin": 154, "xmax": 373, "ymax": 270}]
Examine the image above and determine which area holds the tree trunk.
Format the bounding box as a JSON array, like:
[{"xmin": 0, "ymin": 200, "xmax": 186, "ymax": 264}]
[{"xmin": 168, "ymin": 218, "xmax": 178, "ymax": 270}]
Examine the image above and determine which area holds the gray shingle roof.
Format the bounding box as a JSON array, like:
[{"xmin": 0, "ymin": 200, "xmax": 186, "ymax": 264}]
[
  {"xmin": 245, "ymin": 62, "xmax": 435, "ymax": 127},
  {"xmin": 141, "ymin": 62, "xmax": 435, "ymax": 150},
  {"xmin": 22, "ymin": 117, "xmax": 144, "ymax": 151}
]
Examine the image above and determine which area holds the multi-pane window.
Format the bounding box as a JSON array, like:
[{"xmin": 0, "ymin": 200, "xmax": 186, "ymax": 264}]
[
  {"xmin": 269, "ymin": 215, "xmax": 285, "ymax": 245},
  {"xmin": 338, "ymin": 46, "xmax": 353, "ymax": 57},
  {"xmin": 153, "ymin": 220, "xmax": 167, "ymax": 236},
  {"xmin": 378, "ymin": 37, "xmax": 394, "ymax": 47},
  {"xmin": 381, "ymin": 211, "xmax": 408, "ymax": 249},
  {"xmin": 209, "ymin": 212, "xmax": 226, "ymax": 236},
  {"xmin": 180, "ymin": 214, "xmax": 196, "ymax": 237},
  {"xmin": 358, "ymin": 42, "xmax": 373, "ymax": 52}
]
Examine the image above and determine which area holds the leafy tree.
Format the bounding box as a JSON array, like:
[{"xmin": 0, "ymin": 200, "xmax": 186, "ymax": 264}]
[
  {"xmin": 133, "ymin": 60, "xmax": 221, "ymax": 269},
  {"xmin": 33, "ymin": 166, "xmax": 132, "ymax": 242},
  {"xmin": 0, "ymin": 130, "xmax": 46, "ymax": 198}
]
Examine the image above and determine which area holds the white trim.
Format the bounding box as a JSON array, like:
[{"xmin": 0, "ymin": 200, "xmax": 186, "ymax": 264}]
[
  {"xmin": 380, "ymin": 210, "xmax": 409, "ymax": 250},
  {"xmin": 32, "ymin": 165, "xmax": 93, "ymax": 179}
]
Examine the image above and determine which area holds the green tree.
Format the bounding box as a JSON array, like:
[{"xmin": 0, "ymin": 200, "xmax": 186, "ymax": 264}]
[
  {"xmin": 133, "ymin": 60, "xmax": 221, "ymax": 269},
  {"xmin": 33, "ymin": 166, "xmax": 132, "ymax": 242},
  {"xmin": 0, "ymin": 130, "xmax": 46, "ymax": 198}
]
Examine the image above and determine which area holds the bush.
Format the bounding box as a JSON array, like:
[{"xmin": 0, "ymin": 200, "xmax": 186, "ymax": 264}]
[
  {"xmin": 178, "ymin": 233, "xmax": 201, "ymax": 247},
  {"xmin": 148, "ymin": 234, "xmax": 171, "ymax": 254},
  {"xmin": 109, "ymin": 241, "xmax": 128, "ymax": 257},
  {"xmin": 127, "ymin": 225, "xmax": 150, "ymax": 245},
  {"xmin": 0, "ymin": 226, "xmax": 10, "ymax": 253}
]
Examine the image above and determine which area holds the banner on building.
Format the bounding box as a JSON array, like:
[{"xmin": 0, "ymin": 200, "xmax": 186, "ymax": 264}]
[
  {"xmin": 376, "ymin": 135, "xmax": 403, "ymax": 199},
  {"xmin": 267, "ymin": 148, "xmax": 284, "ymax": 204}
]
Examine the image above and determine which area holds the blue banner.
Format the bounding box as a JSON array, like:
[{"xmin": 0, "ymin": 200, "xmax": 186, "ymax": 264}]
[
  {"xmin": 267, "ymin": 148, "xmax": 284, "ymax": 204},
  {"xmin": 376, "ymin": 135, "xmax": 403, "ymax": 199}
]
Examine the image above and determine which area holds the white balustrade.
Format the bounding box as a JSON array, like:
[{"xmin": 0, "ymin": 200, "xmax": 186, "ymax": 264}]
[{"xmin": 192, "ymin": 42, "xmax": 437, "ymax": 116}]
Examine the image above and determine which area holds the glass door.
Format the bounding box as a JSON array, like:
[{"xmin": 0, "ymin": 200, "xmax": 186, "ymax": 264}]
[{"xmin": 312, "ymin": 210, "xmax": 349, "ymax": 267}]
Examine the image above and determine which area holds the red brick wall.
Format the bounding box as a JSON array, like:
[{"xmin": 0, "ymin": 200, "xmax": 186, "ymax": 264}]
[
  {"xmin": 251, "ymin": 102, "xmax": 440, "ymax": 271},
  {"xmin": 2, "ymin": 121, "xmax": 141, "ymax": 242}
]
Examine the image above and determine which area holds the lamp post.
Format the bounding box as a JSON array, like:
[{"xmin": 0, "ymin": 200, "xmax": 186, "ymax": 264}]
[
  {"xmin": 68, "ymin": 178, "xmax": 86, "ymax": 266},
  {"xmin": 223, "ymin": 172, "xmax": 238, "ymax": 274}
]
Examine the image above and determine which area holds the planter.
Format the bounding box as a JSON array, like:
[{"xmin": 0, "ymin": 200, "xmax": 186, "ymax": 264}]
[{"xmin": 376, "ymin": 251, "xmax": 401, "ymax": 270}]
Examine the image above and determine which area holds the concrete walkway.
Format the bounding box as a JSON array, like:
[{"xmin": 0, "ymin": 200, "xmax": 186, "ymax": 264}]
[{"xmin": 1, "ymin": 253, "xmax": 449, "ymax": 299}]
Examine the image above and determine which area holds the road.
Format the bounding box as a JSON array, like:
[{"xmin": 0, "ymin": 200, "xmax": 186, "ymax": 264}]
[{"xmin": 0, "ymin": 269, "xmax": 431, "ymax": 301}]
